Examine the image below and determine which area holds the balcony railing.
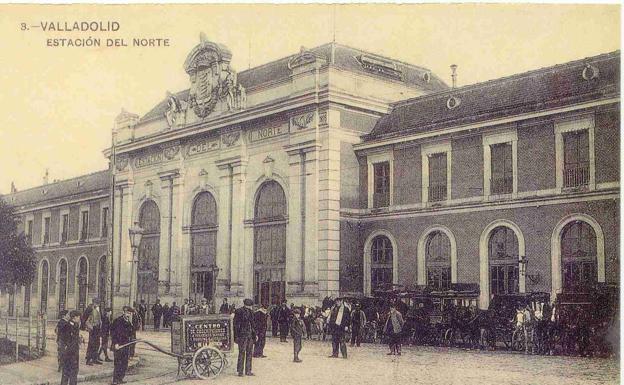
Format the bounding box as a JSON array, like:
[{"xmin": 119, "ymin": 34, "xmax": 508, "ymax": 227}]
[
  {"xmin": 373, "ymin": 192, "xmax": 389, "ymax": 208},
  {"xmin": 490, "ymin": 176, "xmax": 513, "ymax": 195},
  {"xmin": 428, "ymin": 184, "xmax": 447, "ymax": 202},
  {"xmin": 564, "ymin": 165, "xmax": 590, "ymax": 188}
]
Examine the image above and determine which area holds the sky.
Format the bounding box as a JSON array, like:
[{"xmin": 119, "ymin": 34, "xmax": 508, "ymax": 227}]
[{"xmin": 0, "ymin": 3, "xmax": 620, "ymax": 194}]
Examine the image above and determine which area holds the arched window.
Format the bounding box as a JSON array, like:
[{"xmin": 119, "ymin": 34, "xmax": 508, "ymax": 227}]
[
  {"xmin": 77, "ymin": 257, "xmax": 88, "ymax": 312},
  {"xmin": 561, "ymin": 221, "xmax": 597, "ymax": 292},
  {"xmin": 426, "ymin": 231, "xmax": 451, "ymax": 290},
  {"xmin": 371, "ymin": 236, "xmax": 393, "ymax": 291},
  {"xmin": 40, "ymin": 260, "xmax": 49, "ymax": 313},
  {"xmin": 138, "ymin": 200, "xmax": 160, "ymax": 309},
  {"xmin": 190, "ymin": 192, "xmax": 218, "ymax": 303},
  {"xmin": 58, "ymin": 259, "xmax": 68, "ymax": 316},
  {"xmin": 98, "ymin": 256, "xmax": 107, "ymax": 304},
  {"xmin": 253, "ymin": 181, "xmax": 287, "ymax": 306},
  {"xmin": 488, "ymin": 226, "xmax": 519, "ymax": 295}
]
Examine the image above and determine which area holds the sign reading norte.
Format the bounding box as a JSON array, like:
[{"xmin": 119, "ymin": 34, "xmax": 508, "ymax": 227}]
[{"xmin": 1, "ymin": 33, "xmax": 619, "ymax": 322}]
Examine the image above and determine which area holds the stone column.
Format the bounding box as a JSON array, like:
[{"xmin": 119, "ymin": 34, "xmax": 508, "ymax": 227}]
[
  {"xmin": 215, "ymin": 158, "xmax": 247, "ymax": 298},
  {"xmin": 285, "ymin": 143, "xmax": 321, "ymax": 298},
  {"xmin": 115, "ymin": 181, "xmax": 134, "ymax": 304},
  {"xmin": 158, "ymin": 170, "xmax": 180, "ymax": 296}
]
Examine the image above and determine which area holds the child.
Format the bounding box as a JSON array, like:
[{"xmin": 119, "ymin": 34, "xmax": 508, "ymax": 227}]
[{"xmin": 290, "ymin": 309, "xmax": 305, "ymax": 362}]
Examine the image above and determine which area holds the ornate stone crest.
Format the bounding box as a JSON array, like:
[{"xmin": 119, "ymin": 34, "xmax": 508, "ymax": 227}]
[
  {"xmin": 164, "ymin": 91, "xmax": 187, "ymax": 128},
  {"xmin": 221, "ymin": 132, "xmax": 240, "ymax": 147},
  {"xmin": 162, "ymin": 144, "xmax": 180, "ymax": 160},
  {"xmin": 184, "ymin": 33, "xmax": 246, "ymax": 119},
  {"xmin": 115, "ymin": 156, "xmax": 129, "ymax": 172},
  {"xmin": 291, "ymin": 112, "xmax": 315, "ymax": 130}
]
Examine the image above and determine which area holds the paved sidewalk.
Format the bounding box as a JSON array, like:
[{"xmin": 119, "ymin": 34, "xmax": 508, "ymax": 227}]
[{"xmin": 0, "ymin": 331, "xmax": 139, "ymax": 385}]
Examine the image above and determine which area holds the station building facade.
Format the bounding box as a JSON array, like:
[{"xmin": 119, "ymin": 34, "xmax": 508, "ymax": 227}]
[
  {"xmin": 105, "ymin": 37, "xmax": 446, "ymax": 313},
  {"xmin": 340, "ymin": 51, "xmax": 620, "ymax": 309},
  {"xmin": 1, "ymin": 40, "xmax": 619, "ymax": 317}
]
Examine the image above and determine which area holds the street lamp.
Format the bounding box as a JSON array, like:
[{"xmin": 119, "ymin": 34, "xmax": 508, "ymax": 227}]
[
  {"xmin": 519, "ymin": 255, "xmax": 541, "ymax": 285},
  {"xmin": 128, "ymin": 222, "xmax": 145, "ymax": 306}
]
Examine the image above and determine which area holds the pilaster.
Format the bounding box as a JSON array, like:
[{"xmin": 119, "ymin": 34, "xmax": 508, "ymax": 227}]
[{"xmin": 158, "ymin": 169, "xmax": 180, "ymax": 296}]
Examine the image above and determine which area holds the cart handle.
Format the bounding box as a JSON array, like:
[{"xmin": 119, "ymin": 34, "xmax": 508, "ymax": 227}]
[{"xmin": 115, "ymin": 339, "xmax": 182, "ymax": 359}]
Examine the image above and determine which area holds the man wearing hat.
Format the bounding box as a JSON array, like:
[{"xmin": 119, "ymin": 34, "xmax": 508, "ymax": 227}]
[
  {"xmin": 85, "ymin": 298, "xmax": 103, "ymax": 365},
  {"xmin": 233, "ymin": 299, "xmax": 256, "ymax": 376},
  {"xmin": 350, "ymin": 303, "xmax": 367, "ymax": 347},
  {"xmin": 327, "ymin": 297, "xmax": 351, "ymax": 358},
  {"xmin": 111, "ymin": 306, "xmax": 135, "ymax": 385},
  {"xmin": 59, "ymin": 310, "xmax": 82, "ymax": 385},
  {"xmin": 290, "ymin": 309, "xmax": 305, "ymax": 363}
]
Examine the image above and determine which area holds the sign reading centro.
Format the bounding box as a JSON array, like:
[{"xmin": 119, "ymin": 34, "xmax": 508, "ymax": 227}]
[{"xmin": 249, "ymin": 124, "xmax": 287, "ymax": 142}]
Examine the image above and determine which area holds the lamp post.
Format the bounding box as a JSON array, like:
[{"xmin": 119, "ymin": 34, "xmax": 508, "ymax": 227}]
[{"xmin": 128, "ymin": 222, "xmax": 145, "ymax": 306}]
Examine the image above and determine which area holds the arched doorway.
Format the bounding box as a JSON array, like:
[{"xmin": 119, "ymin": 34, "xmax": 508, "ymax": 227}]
[
  {"xmin": 58, "ymin": 259, "xmax": 68, "ymax": 316},
  {"xmin": 370, "ymin": 235, "xmax": 394, "ymax": 291},
  {"xmin": 561, "ymin": 220, "xmax": 597, "ymax": 293},
  {"xmin": 190, "ymin": 192, "xmax": 218, "ymax": 304},
  {"xmin": 98, "ymin": 256, "xmax": 107, "ymax": 304},
  {"xmin": 425, "ymin": 231, "xmax": 451, "ymax": 290},
  {"xmin": 253, "ymin": 181, "xmax": 287, "ymax": 307},
  {"xmin": 488, "ymin": 226, "xmax": 519, "ymax": 296},
  {"xmin": 138, "ymin": 200, "xmax": 160, "ymax": 311},
  {"xmin": 77, "ymin": 257, "xmax": 88, "ymax": 312},
  {"xmin": 40, "ymin": 260, "xmax": 49, "ymax": 314}
]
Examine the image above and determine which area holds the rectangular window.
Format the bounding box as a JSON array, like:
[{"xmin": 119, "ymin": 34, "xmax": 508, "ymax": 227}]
[
  {"xmin": 26, "ymin": 220, "xmax": 33, "ymax": 245},
  {"xmin": 563, "ymin": 130, "xmax": 590, "ymax": 187},
  {"xmin": 43, "ymin": 217, "xmax": 50, "ymax": 245},
  {"xmin": 80, "ymin": 211, "xmax": 89, "ymax": 241},
  {"xmin": 373, "ymin": 162, "xmax": 390, "ymax": 208},
  {"xmin": 490, "ymin": 265, "xmax": 519, "ymax": 295},
  {"xmin": 428, "ymin": 153, "xmax": 447, "ymax": 202},
  {"xmin": 101, "ymin": 207, "xmax": 109, "ymax": 238},
  {"xmin": 61, "ymin": 214, "xmax": 69, "ymax": 244},
  {"xmin": 490, "ymin": 143, "xmax": 513, "ymax": 194},
  {"xmin": 427, "ymin": 267, "xmax": 451, "ymax": 291}
]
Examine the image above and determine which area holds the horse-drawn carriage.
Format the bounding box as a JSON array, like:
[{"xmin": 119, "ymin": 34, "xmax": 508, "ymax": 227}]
[{"xmin": 551, "ymin": 284, "xmax": 618, "ymax": 356}]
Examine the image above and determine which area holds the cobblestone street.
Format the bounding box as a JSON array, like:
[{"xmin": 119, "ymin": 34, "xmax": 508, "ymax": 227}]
[{"xmin": 86, "ymin": 332, "xmax": 619, "ymax": 385}]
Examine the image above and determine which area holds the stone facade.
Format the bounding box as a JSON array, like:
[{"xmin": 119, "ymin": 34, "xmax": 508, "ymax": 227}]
[{"xmin": 1, "ymin": 171, "xmax": 110, "ymax": 319}]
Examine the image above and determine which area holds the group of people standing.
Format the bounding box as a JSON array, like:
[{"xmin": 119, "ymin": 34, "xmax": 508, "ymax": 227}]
[{"xmin": 55, "ymin": 299, "xmax": 143, "ymax": 385}]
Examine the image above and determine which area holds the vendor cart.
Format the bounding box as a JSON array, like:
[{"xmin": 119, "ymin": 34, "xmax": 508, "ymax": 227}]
[{"xmin": 117, "ymin": 314, "xmax": 233, "ymax": 380}]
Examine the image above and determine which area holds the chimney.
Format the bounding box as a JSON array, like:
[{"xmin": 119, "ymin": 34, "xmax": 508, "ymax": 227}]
[
  {"xmin": 43, "ymin": 169, "xmax": 49, "ymax": 185},
  {"xmin": 10, "ymin": 181, "xmax": 17, "ymax": 193},
  {"xmin": 450, "ymin": 64, "xmax": 458, "ymax": 89}
]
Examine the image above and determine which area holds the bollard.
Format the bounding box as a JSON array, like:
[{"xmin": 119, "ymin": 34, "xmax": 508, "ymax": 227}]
[
  {"xmin": 28, "ymin": 312, "xmax": 32, "ymax": 357},
  {"xmin": 15, "ymin": 311, "xmax": 19, "ymax": 362},
  {"xmin": 36, "ymin": 313, "xmax": 40, "ymax": 353},
  {"xmin": 42, "ymin": 313, "xmax": 47, "ymax": 353}
]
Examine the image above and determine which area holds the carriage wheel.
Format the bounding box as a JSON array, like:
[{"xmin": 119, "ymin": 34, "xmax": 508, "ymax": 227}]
[
  {"xmin": 192, "ymin": 346, "xmax": 226, "ymax": 380},
  {"xmin": 178, "ymin": 356, "xmax": 194, "ymax": 377},
  {"xmin": 511, "ymin": 329, "xmax": 525, "ymax": 352},
  {"xmin": 443, "ymin": 328, "xmax": 454, "ymax": 347}
]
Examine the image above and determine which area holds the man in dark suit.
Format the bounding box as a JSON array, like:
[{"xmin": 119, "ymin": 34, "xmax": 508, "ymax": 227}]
[
  {"xmin": 59, "ymin": 310, "xmax": 82, "ymax": 385},
  {"xmin": 111, "ymin": 306, "xmax": 135, "ymax": 385},
  {"xmin": 151, "ymin": 299, "xmax": 163, "ymax": 331},
  {"xmin": 233, "ymin": 298, "xmax": 256, "ymax": 377},
  {"xmin": 327, "ymin": 298, "xmax": 351, "ymax": 359},
  {"xmin": 219, "ymin": 298, "xmax": 229, "ymax": 314},
  {"xmin": 253, "ymin": 304, "xmax": 268, "ymax": 358},
  {"xmin": 269, "ymin": 304, "xmax": 279, "ymax": 337},
  {"xmin": 98, "ymin": 307, "xmax": 113, "ymax": 362},
  {"xmin": 350, "ymin": 303, "xmax": 367, "ymax": 347},
  {"xmin": 277, "ymin": 301, "xmax": 291, "ymax": 342},
  {"xmin": 137, "ymin": 300, "xmax": 147, "ymax": 331},
  {"xmin": 55, "ymin": 310, "xmax": 70, "ymax": 372}
]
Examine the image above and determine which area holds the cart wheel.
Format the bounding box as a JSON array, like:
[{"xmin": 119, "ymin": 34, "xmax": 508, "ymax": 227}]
[
  {"xmin": 443, "ymin": 328, "xmax": 454, "ymax": 347},
  {"xmin": 178, "ymin": 356, "xmax": 194, "ymax": 377},
  {"xmin": 193, "ymin": 346, "xmax": 225, "ymax": 379},
  {"xmin": 511, "ymin": 329, "xmax": 525, "ymax": 352}
]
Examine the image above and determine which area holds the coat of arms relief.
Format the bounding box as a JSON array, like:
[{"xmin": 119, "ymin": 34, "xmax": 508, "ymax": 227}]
[{"xmin": 164, "ymin": 33, "xmax": 246, "ymax": 128}]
